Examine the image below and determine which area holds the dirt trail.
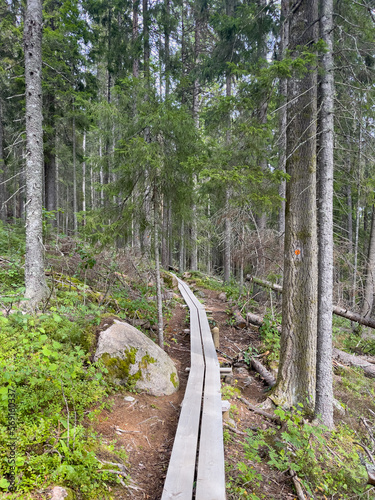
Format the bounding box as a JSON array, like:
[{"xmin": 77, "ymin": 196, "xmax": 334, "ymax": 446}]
[{"xmin": 94, "ymin": 287, "xmax": 293, "ymax": 499}]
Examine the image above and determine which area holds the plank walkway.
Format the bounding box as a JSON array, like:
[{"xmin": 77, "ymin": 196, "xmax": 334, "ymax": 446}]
[{"xmin": 161, "ymin": 277, "xmax": 226, "ymax": 500}]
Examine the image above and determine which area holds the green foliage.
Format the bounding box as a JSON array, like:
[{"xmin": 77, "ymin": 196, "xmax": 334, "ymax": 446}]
[
  {"xmin": 234, "ymin": 406, "xmax": 367, "ymax": 498},
  {"xmin": 259, "ymin": 313, "xmax": 281, "ymax": 361},
  {"xmin": 0, "ymin": 309, "xmax": 130, "ymax": 497},
  {"xmin": 221, "ymin": 383, "xmax": 241, "ymax": 400},
  {"xmin": 0, "ymin": 220, "xmax": 25, "ymax": 257}
]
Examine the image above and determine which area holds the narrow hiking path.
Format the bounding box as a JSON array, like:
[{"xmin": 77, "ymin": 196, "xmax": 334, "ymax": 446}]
[{"xmin": 93, "ymin": 283, "xmax": 295, "ymax": 499}]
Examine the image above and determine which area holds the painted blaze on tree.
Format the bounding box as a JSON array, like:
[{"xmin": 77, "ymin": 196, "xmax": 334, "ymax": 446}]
[{"xmin": 270, "ymin": 0, "xmax": 318, "ymax": 409}]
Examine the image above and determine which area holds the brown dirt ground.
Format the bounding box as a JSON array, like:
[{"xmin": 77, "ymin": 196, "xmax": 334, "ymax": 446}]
[{"xmin": 93, "ymin": 285, "xmax": 295, "ymax": 500}]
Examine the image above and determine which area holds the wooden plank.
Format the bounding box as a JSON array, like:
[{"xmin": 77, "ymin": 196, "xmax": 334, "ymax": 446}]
[
  {"xmin": 161, "ymin": 280, "xmax": 205, "ymax": 500},
  {"xmin": 196, "ymin": 310, "xmax": 226, "ymax": 500}
]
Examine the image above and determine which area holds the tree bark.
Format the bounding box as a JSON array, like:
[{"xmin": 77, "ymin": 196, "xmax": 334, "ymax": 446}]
[
  {"xmin": 277, "ymin": 0, "xmax": 288, "ymax": 235},
  {"xmin": 361, "ymin": 205, "xmax": 375, "ymax": 318},
  {"xmin": 82, "ymin": 130, "xmax": 86, "ymax": 225},
  {"xmin": 315, "ymin": 0, "xmax": 334, "ymax": 428},
  {"xmin": 44, "ymin": 92, "xmax": 56, "ymax": 216},
  {"xmin": 24, "ymin": 0, "xmax": 49, "ymax": 308},
  {"xmin": 179, "ymin": 220, "xmax": 185, "ymax": 272},
  {"xmin": 0, "ymin": 98, "xmax": 6, "ymax": 222},
  {"xmin": 72, "ymin": 113, "xmax": 78, "ymax": 234},
  {"xmin": 143, "ymin": 0, "xmax": 150, "ymax": 81},
  {"xmin": 154, "ymin": 183, "xmax": 164, "ymax": 349},
  {"xmin": 347, "ymin": 182, "xmax": 353, "ymax": 252},
  {"xmin": 271, "ymin": 0, "xmax": 318, "ymax": 410},
  {"xmin": 132, "ymin": 0, "xmax": 139, "ymax": 78},
  {"xmin": 223, "ymin": 188, "xmax": 231, "ymax": 283}
]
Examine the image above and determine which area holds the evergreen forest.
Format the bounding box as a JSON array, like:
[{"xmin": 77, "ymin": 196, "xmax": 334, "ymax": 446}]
[{"xmin": 1, "ymin": 0, "xmax": 375, "ymax": 498}]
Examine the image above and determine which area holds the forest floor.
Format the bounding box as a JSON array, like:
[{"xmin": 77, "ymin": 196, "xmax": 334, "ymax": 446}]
[{"xmin": 93, "ymin": 284, "xmax": 296, "ymax": 500}]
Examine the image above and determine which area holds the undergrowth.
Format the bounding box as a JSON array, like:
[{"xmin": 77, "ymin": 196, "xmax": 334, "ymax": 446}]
[
  {"xmin": 227, "ymin": 405, "xmax": 369, "ymax": 499},
  {"xmin": 0, "ymin": 232, "xmax": 177, "ymax": 498}
]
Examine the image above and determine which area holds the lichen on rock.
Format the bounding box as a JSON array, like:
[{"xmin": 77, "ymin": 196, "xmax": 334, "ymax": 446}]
[{"xmin": 94, "ymin": 320, "xmax": 179, "ymax": 396}]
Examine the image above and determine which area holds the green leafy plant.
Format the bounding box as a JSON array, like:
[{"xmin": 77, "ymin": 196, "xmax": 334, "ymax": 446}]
[
  {"xmin": 239, "ymin": 405, "xmax": 367, "ymax": 498},
  {"xmin": 259, "ymin": 313, "xmax": 281, "ymax": 361}
]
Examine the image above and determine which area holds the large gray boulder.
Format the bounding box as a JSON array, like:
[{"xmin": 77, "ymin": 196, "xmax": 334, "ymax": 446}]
[{"xmin": 94, "ymin": 320, "xmax": 179, "ymax": 396}]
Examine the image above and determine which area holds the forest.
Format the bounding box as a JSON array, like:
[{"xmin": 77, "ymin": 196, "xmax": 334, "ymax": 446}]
[{"xmin": 1, "ymin": 0, "xmax": 375, "ymax": 498}]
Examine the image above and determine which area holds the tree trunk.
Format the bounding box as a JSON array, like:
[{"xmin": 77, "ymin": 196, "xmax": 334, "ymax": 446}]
[
  {"xmin": 132, "ymin": 0, "xmax": 139, "ymax": 78},
  {"xmin": 271, "ymin": 0, "xmax": 318, "ymax": 410},
  {"xmin": 164, "ymin": 0, "xmax": 170, "ymax": 97},
  {"xmin": 72, "ymin": 114, "xmax": 78, "ymax": 234},
  {"xmin": 278, "ymin": 0, "xmax": 288, "ymax": 235},
  {"xmin": 24, "ymin": 0, "xmax": 49, "ymax": 308},
  {"xmin": 154, "ymin": 183, "xmax": 164, "ymax": 349},
  {"xmin": 82, "ymin": 130, "xmax": 86, "ymax": 225},
  {"xmin": 315, "ymin": 0, "xmax": 334, "ymax": 428},
  {"xmin": 162, "ymin": 196, "xmax": 169, "ymax": 268},
  {"xmin": 347, "ymin": 183, "xmax": 353, "ymax": 252},
  {"xmin": 223, "ymin": 72, "xmax": 232, "ymax": 283},
  {"xmin": 0, "ymin": 98, "xmax": 6, "ymax": 222},
  {"xmin": 353, "ymin": 188, "xmax": 361, "ymax": 309},
  {"xmin": 223, "ymin": 188, "xmax": 231, "ymax": 283},
  {"xmin": 44, "ymin": 92, "xmax": 56, "ymax": 216},
  {"xmin": 361, "ymin": 205, "xmax": 375, "ymax": 318},
  {"xmin": 143, "ymin": 0, "xmax": 150, "ymax": 80},
  {"xmin": 179, "ymin": 220, "xmax": 185, "ymax": 272}
]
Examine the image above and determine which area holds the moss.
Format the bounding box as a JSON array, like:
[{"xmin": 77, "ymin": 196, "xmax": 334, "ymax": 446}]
[
  {"xmin": 100, "ymin": 348, "xmax": 142, "ymax": 389},
  {"xmin": 139, "ymin": 353, "xmax": 156, "ymax": 370},
  {"xmin": 296, "ymin": 229, "xmax": 311, "ymax": 245},
  {"xmin": 64, "ymin": 487, "xmax": 76, "ymax": 500},
  {"xmin": 170, "ymin": 371, "xmax": 178, "ymax": 389},
  {"xmin": 80, "ymin": 326, "xmax": 96, "ymax": 352},
  {"xmin": 161, "ymin": 271, "xmax": 174, "ymax": 288}
]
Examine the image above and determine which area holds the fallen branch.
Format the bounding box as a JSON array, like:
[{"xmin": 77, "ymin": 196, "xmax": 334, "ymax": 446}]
[
  {"xmin": 224, "ymin": 424, "xmax": 258, "ymax": 435},
  {"xmin": 354, "ymin": 442, "xmax": 375, "ymax": 486},
  {"xmin": 250, "ymin": 357, "xmax": 276, "ymax": 387},
  {"xmin": 238, "ymin": 397, "xmax": 281, "ymax": 424},
  {"xmin": 289, "ymin": 469, "xmax": 306, "ymax": 500},
  {"xmin": 246, "ymin": 311, "xmax": 375, "ymax": 379},
  {"xmin": 251, "ymin": 276, "xmax": 375, "ymax": 329}
]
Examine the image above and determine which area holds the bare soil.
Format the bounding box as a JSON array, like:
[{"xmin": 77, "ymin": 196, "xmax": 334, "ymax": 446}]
[{"xmin": 93, "ymin": 285, "xmax": 295, "ymax": 499}]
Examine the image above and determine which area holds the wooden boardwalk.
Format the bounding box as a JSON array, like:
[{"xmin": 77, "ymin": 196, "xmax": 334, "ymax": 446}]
[{"xmin": 161, "ymin": 277, "xmax": 226, "ymax": 500}]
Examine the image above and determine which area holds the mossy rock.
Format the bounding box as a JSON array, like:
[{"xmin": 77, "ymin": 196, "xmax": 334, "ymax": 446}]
[
  {"xmin": 94, "ymin": 320, "xmax": 179, "ymax": 396},
  {"xmin": 161, "ymin": 271, "xmax": 178, "ymax": 290}
]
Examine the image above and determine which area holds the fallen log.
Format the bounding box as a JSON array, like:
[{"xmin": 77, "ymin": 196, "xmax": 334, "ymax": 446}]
[
  {"xmin": 332, "ymin": 306, "xmax": 375, "ymax": 329},
  {"xmin": 251, "ymin": 276, "xmax": 375, "ymax": 330},
  {"xmin": 332, "ymin": 348, "xmax": 375, "ymax": 378},
  {"xmin": 250, "ymin": 357, "xmax": 276, "ymax": 387},
  {"xmin": 246, "ymin": 311, "xmax": 375, "ymax": 379},
  {"xmin": 247, "ymin": 312, "xmax": 281, "ymax": 332},
  {"xmin": 232, "ymin": 308, "xmax": 247, "ymax": 328},
  {"xmin": 251, "ymin": 276, "xmax": 282, "ymax": 292}
]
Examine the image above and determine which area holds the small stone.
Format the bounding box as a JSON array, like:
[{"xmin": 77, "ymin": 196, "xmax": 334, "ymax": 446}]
[
  {"xmin": 50, "ymin": 486, "xmax": 69, "ymax": 500},
  {"xmin": 221, "ymin": 400, "xmax": 231, "ymax": 412},
  {"xmin": 124, "ymin": 396, "xmax": 136, "ymax": 402}
]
